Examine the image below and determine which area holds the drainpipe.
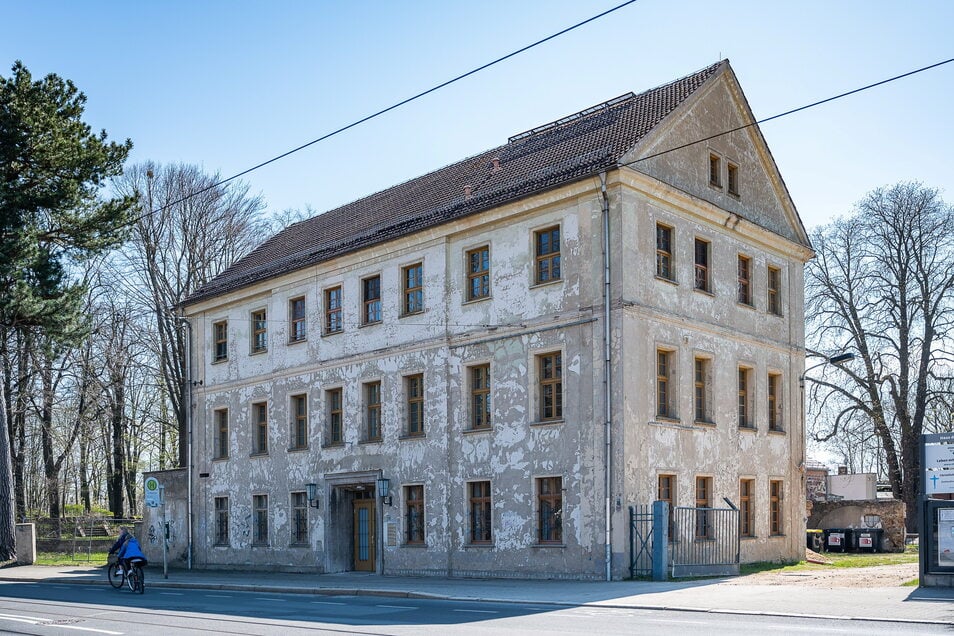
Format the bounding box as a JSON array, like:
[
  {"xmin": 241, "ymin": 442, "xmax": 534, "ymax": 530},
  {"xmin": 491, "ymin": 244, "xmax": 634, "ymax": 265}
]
[
  {"xmin": 178, "ymin": 316, "xmax": 194, "ymax": 570},
  {"xmin": 599, "ymin": 172, "xmax": 612, "ymax": 582}
]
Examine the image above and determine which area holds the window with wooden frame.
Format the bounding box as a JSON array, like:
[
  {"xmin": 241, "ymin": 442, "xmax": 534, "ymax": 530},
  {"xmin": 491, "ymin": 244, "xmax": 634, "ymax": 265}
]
[
  {"xmin": 326, "ymin": 388, "xmax": 343, "ymax": 445},
  {"xmin": 466, "ymin": 246, "xmax": 490, "ymax": 301},
  {"xmin": 768, "ymin": 373, "xmax": 783, "ymax": 432},
  {"xmin": 537, "ymin": 476, "xmax": 563, "ymax": 544},
  {"xmin": 469, "ymin": 364, "xmax": 491, "ymax": 430},
  {"xmin": 658, "ymin": 474, "xmax": 675, "ymax": 539},
  {"xmin": 656, "ymin": 349, "xmax": 676, "ymax": 419},
  {"xmin": 214, "ymin": 408, "xmax": 229, "ymax": 459},
  {"xmin": 695, "ymin": 476, "xmax": 712, "ymax": 539},
  {"xmin": 290, "ymin": 394, "xmax": 308, "ymax": 450},
  {"xmin": 469, "ymin": 481, "xmax": 492, "ymax": 544},
  {"xmin": 770, "ymin": 480, "xmax": 784, "ymax": 535},
  {"xmin": 709, "ymin": 153, "xmax": 722, "ymax": 187},
  {"xmin": 214, "ymin": 496, "xmax": 229, "ymax": 546},
  {"xmin": 324, "ymin": 286, "xmax": 343, "ymax": 334},
  {"xmin": 767, "ymin": 266, "xmax": 782, "ymax": 315},
  {"xmin": 694, "ymin": 238, "xmax": 710, "ymax": 292},
  {"xmin": 362, "ymin": 276, "xmax": 381, "ymax": 325},
  {"xmin": 693, "ymin": 357, "xmax": 711, "ymax": 423},
  {"xmin": 252, "ymin": 402, "xmax": 268, "ymax": 455},
  {"xmin": 655, "ymin": 223, "xmax": 674, "ymax": 280},
  {"xmin": 537, "ymin": 352, "xmax": 563, "ymax": 421},
  {"xmin": 727, "ymin": 162, "xmax": 739, "ymax": 196},
  {"xmin": 251, "ymin": 309, "xmax": 267, "ymax": 353},
  {"xmin": 405, "ymin": 374, "xmax": 424, "ymax": 437},
  {"xmin": 740, "ymin": 479, "xmax": 754, "ymax": 538},
  {"xmin": 364, "ymin": 381, "xmax": 381, "ymax": 441},
  {"xmin": 213, "ymin": 320, "xmax": 228, "ymax": 362},
  {"xmin": 289, "ymin": 296, "xmax": 306, "ymax": 342},
  {"xmin": 738, "ymin": 367, "xmax": 753, "ymax": 429},
  {"xmin": 534, "ymin": 226, "xmax": 561, "ymax": 284},
  {"xmin": 252, "ymin": 494, "xmax": 268, "ymax": 546},
  {"xmin": 291, "ymin": 491, "xmax": 308, "ymax": 545},
  {"xmin": 402, "ymin": 263, "xmax": 423, "ymax": 315},
  {"xmin": 737, "ymin": 255, "xmax": 752, "ymax": 305},
  {"xmin": 405, "ymin": 485, "xmax": 425, "ymax": 545}
]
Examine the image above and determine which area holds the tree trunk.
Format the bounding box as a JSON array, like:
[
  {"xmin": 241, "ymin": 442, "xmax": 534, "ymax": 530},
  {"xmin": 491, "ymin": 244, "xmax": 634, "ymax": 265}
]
[{"xmin": 108, "ymin": 379, "xmax": 125, "ymax": 519}]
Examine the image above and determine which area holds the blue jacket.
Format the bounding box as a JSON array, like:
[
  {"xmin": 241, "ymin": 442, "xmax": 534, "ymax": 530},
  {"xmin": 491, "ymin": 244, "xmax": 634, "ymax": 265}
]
[{"xmin": 118, "ymin": 536, "xmax": 147, "ymax": 564}]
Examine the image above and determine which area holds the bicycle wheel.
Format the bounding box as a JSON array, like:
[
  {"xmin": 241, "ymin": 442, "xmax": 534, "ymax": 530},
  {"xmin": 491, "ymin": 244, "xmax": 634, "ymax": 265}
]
[
  {"xmin": 136, "ymin": 566, "xmax": 145, "ymax": 594},
  {"xmin": 126, "ymin": 566, "xmax": 138, "ymax": 592},
  {"xmin": 107, "ymin": 563, "xmax": 124, "ymax": 589}
]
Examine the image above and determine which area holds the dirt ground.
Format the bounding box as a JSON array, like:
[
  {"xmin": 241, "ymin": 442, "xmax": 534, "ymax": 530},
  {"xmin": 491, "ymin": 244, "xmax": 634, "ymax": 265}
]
[{"xmin": 730, "ymin": 562, "xmax": 918, "ymax": 587}]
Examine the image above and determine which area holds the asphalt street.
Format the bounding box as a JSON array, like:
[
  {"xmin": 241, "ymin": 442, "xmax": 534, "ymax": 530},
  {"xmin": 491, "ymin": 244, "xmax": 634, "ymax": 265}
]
[{"xmin": 0, "ymin": 581, "xmax": 948, "ymax": 636}]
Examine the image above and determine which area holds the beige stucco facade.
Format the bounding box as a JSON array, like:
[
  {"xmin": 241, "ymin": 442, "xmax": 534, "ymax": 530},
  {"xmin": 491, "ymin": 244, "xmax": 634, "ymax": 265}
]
[{"xmin": 181, "ymin": 66, "xmax": 811, "ymax": 579}]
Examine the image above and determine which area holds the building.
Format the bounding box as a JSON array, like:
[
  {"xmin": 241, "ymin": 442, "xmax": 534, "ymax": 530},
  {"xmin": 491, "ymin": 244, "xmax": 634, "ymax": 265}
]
[{"xmin": 176, "ymin": 60, "xmax": 812, "ymax": 579}]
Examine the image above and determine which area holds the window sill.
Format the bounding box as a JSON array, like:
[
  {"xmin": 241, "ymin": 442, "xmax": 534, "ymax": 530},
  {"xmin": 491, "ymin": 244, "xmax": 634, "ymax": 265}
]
[
  {"xmin": 403, "ymin": 542, "xmax": 427, "ymax": 549},
  {"xmin": 359, "ymin": 438, "xmax": 382, "ymax": 445},
  {"xmin": 399, "ymin": 309, "xmax": 426, "ymax": 319},
  {"xmin": 770, "ymin": 534, "xmax": 786, "ymax": 539},
  {"xmin": 530, "ymin": 418, "xmax": 565, "ymax": 428},
  {"xmin": 741, "ymin": 535, "xmax": 758, "ymax": 541},
  {"xmin": 287, "ymin": 337, "xmax": 307, "ymax": 346},
  {"xmin": 728, "ymin": 190, "xmax": 741, "ymax": 200},
  {"xmin": 463, "ymin": 542, "xmax": 494, "ymax": 549},
  {"xmin": 462, "ymin": 295, "xmax": 492, "ymax": 306},
  {"xmin": 768, "ymin": 428, "xmax": 786, "ymax": 436},
  {"xmin": 655, "ymin": 275, "xmax": 678, "ymax": 286},
  {"xmin": 709, "ymin": 181, "xmax": 723, "ymax": 191},
  {"xmin": 212, "ymin": 456, "xmax": 229, "ymax": 462},
  {"xmin": 767, "ymin": 311, "xmax": 784, "ymax": 319},
  {"xmin": 655, "ymin": 415, "xmax": 681, "ymax": 424},
  {"xmin": 693, "ymin": 420, "xmax": 716, "ymax": 428},
  {"xmin": 463, "ymin": 426, "xmax": 493, "ymax": 435},
  {"xmin": 251, "ymin": 543, "xmax": 270, "ymax": 548},
  {"xmin": 249, "ymin": 452, "xmax": 269, "ymax": 458},
  {"xmin": 693, "ymin": 287, "xmax": 714, "ymax": 297},
  {"xmin": 359, "ymin": 321, "xmax": 382, "ymax": 329},
  {"xmin": 287, "ymin": 446, "xmax": 309, "ymax": 453},
  {"xmin": 322, "ymin": 329, "xmax": 343, "ymax": 337},
  {"xmin": 650, "ymin": 419, "xmax": 693, "ymax": 431},
  {"xmin": 736, "ymin": 301, "xmax": 756, "ymax": 310},
  {"xmin": 212, "ymin": 358, "xmax": 228, "ymax": 365},
  {"xmin": 530, "ymin": 278, "xmax": 562, "ymax": 290},
  {"xmin": 738, "ymin": 425, "xmax": 757, "ymax": 433},
  {"xmin": 212, "ymin": 543, "xmax": 229, "ymax": 548},
  {"xmin": 532, "ymin": 542, "xmax": 566, "ymax": 549},
  {"xmin": 322, "ymin": 441, "xmax": 345, "ymax": 449},
  {"xmin": 399, "ymin": 433, "xmax": 426, "ymax": 441},
  {"xmin": 289, "ymin": 543, "xmax": 310, "ymax": 549},
  {"xmin": 250, "ymin": 349, "xmax": 267, "ymax": 356}
]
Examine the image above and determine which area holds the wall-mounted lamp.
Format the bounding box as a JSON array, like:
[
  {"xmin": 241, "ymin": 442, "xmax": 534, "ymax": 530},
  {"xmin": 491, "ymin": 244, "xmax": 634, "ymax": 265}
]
[
  {"xmin": 306, "ymin": 483, "xmax": 321, "ymax": 509},
  {"xmin": 376, "ymin": 477, "xmax": 392, "ymax": 506}
]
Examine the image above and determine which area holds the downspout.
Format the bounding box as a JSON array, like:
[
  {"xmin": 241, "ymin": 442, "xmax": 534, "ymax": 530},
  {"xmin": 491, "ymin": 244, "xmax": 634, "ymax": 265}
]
[
  {"xmin": 178, "ymin": 317, "xmax": 194, "ymax": 570},
  {"xmin": 599, "ymin": 172, "xmax": 613, "ymax": 582}
]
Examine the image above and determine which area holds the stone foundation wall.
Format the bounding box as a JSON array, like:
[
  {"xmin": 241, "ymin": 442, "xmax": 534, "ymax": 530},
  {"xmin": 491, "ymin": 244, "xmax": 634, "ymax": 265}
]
[{"xmin": 808, "ymin": 499, "xmax": 906, "ymax": 551}]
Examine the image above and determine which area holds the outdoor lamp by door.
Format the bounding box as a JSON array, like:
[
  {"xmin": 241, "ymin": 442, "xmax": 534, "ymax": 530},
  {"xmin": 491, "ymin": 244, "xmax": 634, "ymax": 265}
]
[
  {"xmin": 376, "ymin": 477, "xmax": 392, "ymax": 506},
  {"xmin": 306, "ymin": 483, "xmax": 321, "ymax": 509}
]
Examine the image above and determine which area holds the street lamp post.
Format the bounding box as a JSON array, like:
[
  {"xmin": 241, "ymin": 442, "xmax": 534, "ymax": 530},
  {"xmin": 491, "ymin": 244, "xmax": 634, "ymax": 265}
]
[{"xmin": 799, "ymin": 352, "xmax": 856, "ymax": 479}]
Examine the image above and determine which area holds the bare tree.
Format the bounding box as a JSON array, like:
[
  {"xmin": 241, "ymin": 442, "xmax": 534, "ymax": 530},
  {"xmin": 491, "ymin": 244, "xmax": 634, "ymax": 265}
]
[{"xmin": 806, "ymin": 182, "xmax": 954, "ymax": 531}]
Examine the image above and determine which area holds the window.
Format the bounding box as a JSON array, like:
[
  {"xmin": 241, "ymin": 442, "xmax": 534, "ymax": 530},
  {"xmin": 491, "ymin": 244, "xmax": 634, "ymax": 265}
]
[
  {"xmin": 214, "ymin": 496, "xmax": 229, "ymax": 546},
  {"xmin": 738, "ymin": 367, "xmax": 753, "ymax": 429},
  {"xmin": 289, "ymin": 297, "xmax": 306, "ymax": 342},
  {"xmin": 693, "ymin": 357, "xmax": 711, "ymax": 423},
  {"xmin": 655, "ymin": 223, "xmax": 673, "ymax": 280},
  {"xmin": 364, "ymin": 381, "xmax": 381, "ymax": 441},
  {"xmin": 324, "ymin": 286, "xmax": 343, "ymax": 334},
  {"xmin": 362, "ymin": 276, "xmax": 381, "ymax": 325},
  {"xmin": 291, "ymin": 491, "xmax": 308, "ymax": 545},
  {"xmin": 537, "ymin": 476, "xmax": 563, "ymax": 544},
  {"xmin": 740, "ymin": 479, "xmax": 754, "ymax": 538},
  {"xmin": 709, "ymin": 153, "xmax": 722, "ymax": 187},
  {"xmin": 252, "ymin": 494, "xmax": 268, "ymax": 545},
  {"xmin": 534, "ymin": 226, "xmax": 561, "ymax": 284},
  {"xmin": 405, "ymin": 374, "xmax": 424, "ymax": 436},
  {"xmin": 656, "ymin": 349, "xmax": 675, "ymax": 419},
  {"xmin": 694, "ymin": 238, "xmax": 710, "ymax": 292},
  {"xmin": 469, "ymin": 481, "xmax": 492, "ymax": 544},
  {"xmin": 695, "ymin": 476, "xmax": 712, "ymax": 539},
  {"xmin": 402, "ymin": 263, "xmax": 424, "ymax": 315},
  {"xmin": 469, "ymin": 364, "xmax": 491, "ymax": 430},
  {"xmin": 326, "ymin": 388, "xmax": 343, "ymax": 445},
  {"xmin": 466, "ymin": 246, "xmax": 490, "ymax": 301},
  {"xmin": 213, "ymin": 320, "xmax": 228, "ymax": 362},
  {"xmin": 251, "ymin": 309, "xmax": 267, "ymax": 353},
  {"xmin": 767, "ymin": 266, "xmax": 782, "ymax": 315},
  {"xmin": 768, "ymin": 373, "xmax": 783, "ymax": 432},
  {"xmin": 658, "ymin": 474, "xmax": 675, "ymax": 539},
  {"xmin": 538, "ymin": 352, "xmax": 563, "ymax": 421},
  {"xmin": 405, "ymin": 485, "xmax": 425, "ymax": 545},
  {"xmin": 737, "ymin": 255, "xmax": 752, "ymax": 305},
  {"xmin": 252, "ymin": 402, "xmax": 268, "ymax": 454},
  {"xmin": 770, "ymin": 480, "xmax": 784, "ymax": 535},
  {"xmin": 727, "ymin": 162, "xmax": 739, "ymax": 196},
  {"xmin": 290, "ymin": 394, "xmax": 308, "ymax": 450},
  {"xmin": 214, "ymin": 408, "xmax": 229, "ymax": 459}
]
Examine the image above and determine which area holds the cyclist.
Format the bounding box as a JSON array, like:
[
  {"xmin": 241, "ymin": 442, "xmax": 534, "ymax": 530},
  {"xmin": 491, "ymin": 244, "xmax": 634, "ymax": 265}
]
[{"xmin": 108, "ymin": 526, "xmax": 148, "ymax": 575}]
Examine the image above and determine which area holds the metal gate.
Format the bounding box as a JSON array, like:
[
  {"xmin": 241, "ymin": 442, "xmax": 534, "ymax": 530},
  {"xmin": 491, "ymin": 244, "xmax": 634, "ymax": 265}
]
[
  {"xmin": 670, "ymin": 503, "xmax": 740, "ymax": 577},
  {"xmin": 628, "ymin": 504, "xmax": 654, "ymax": 577}
]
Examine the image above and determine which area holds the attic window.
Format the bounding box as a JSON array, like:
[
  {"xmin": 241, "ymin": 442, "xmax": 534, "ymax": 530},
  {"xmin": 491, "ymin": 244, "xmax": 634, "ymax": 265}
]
[
  {"xmin": 709, "ymin": 153, "xmax": 722, "ymax": 188},
  {"xmin": 727, "ymin": 162, "xmax": 739, "ymax": 196}
]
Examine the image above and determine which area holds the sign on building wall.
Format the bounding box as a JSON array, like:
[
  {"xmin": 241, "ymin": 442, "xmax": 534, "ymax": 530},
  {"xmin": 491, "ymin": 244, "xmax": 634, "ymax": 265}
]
[{"xmin": 144, "ymin": 477, "xmax": 162, "ymax": 508}]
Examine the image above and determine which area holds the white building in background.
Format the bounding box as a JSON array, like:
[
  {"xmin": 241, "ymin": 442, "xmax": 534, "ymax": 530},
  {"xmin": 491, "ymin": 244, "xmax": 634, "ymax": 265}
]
[{"xmin": 177, "ymin": 60, "xmax": 812, "ymax": 579}]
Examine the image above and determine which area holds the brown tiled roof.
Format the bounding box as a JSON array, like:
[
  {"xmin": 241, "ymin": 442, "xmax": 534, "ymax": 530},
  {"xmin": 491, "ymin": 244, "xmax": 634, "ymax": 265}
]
[{"xmin": 185, "ymin": 61, "xmax": 726, "ymax": 306}]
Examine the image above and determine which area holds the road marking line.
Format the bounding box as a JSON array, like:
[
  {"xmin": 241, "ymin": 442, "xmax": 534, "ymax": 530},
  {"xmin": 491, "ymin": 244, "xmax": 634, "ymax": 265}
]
[
  {"xmin": 452, "ymin": 609, "xmax": 498, "ymax": 614},
  {"xmin": 255, "ymin": 598, "xmax": 287, "ymax": 602},
  {"xmin": 310, "ymin": 601, "xmax": 345, "ymax": 605},
  {"xmin": 159, "ymin": 592, "xmax": 183, "ymax": 596},
  {"xmin": 204, "ymin": 594, "xmax": 232, "ymax": 598},
  {"xmin": 0, "ymin": 613, "xmax": 40, "ymax": 624},
  {"xmin": 375, "ymin": 604, "xmax": 415, "ymax": 609},
  {"xmin": 59, "ymin": 626, "xmax": 123, "ymax": 635}
]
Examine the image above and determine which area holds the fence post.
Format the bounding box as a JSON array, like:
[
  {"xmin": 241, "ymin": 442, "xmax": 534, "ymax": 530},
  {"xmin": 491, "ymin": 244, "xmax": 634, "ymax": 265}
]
[{"xmin": 652, "ymin": 500, "xmax": 669, "ymax": 581}]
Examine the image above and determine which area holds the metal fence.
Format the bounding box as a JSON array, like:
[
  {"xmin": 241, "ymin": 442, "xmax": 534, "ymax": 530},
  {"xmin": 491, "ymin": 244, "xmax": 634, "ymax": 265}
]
[
  {"xmin": 628, "ymin": 504, "xmax": 654, "ymax": 577},
  {"xmin": 670, "ymin": 503, "xmax": 740, "ymax": 577}
]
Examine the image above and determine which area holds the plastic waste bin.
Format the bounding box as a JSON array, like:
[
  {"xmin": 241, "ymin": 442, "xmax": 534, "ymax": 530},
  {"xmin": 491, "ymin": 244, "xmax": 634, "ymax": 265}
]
[
  {"xmin": 823, "ymin": 528, "xmax": 848, "ymax": 552},
  {"xmin": 855, "ymin": 528, "xmax": 884, "ymax": 553},
  {"xmin": 806, "ymin": 529, "xmax": 824, "ymax": 551}
]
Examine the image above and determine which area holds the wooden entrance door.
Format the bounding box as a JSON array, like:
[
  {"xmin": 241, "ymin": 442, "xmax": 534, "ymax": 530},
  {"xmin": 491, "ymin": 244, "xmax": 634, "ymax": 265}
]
[{"xmin": 353, "ymin": 498, "xmax": 376, "ymax": 571}]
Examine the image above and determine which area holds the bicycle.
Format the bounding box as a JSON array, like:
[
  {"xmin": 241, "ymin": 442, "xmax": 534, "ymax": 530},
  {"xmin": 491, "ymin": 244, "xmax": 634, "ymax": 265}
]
[{"xmin": 107, "ymin": 555, "xmax": 145, "ymax": 594}]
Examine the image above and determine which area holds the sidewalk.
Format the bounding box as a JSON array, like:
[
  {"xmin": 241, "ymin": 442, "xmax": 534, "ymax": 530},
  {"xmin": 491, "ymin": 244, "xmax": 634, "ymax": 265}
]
[{"xmin": 1, "ymin": 564, "xmax": 952, "ymax": 625}]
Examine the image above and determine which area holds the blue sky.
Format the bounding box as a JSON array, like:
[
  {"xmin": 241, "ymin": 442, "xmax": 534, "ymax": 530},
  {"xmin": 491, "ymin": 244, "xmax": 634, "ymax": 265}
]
[{"xmin": 4, "ymin": 0, "xmax": 953, "ymax": 230}]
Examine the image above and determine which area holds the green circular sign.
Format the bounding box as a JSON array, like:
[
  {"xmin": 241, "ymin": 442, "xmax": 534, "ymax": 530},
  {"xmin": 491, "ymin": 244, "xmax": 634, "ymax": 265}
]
[{"xmin": 145, "ymin": 478, "xmax": 159, "ymax": 491}]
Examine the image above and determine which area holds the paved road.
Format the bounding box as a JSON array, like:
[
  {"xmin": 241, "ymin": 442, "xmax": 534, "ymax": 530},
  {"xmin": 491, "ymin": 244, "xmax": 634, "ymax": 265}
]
[{"xmin": 0, "ymin": 581, "xmax": 948, "ymax": 635}]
